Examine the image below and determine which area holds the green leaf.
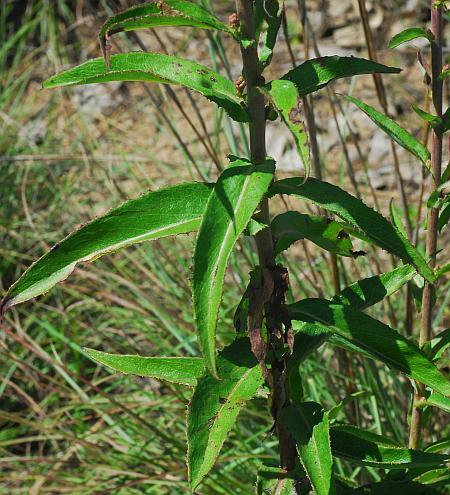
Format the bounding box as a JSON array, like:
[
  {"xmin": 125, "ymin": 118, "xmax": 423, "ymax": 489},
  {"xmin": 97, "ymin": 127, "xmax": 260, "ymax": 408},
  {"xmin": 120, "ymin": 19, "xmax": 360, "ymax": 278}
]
[
  {"xmin": 430, "ymin": 328, "xmax": 450, "ymax": 361},
  {"xmin": 439, "ymin": 68, "xmax": 450, "ymax": 80},
  {"xmin": 256, "ymin": 465, "xmax": 299, "ymax": 495},
  {"xmin": 332, "ymin": 265, "xmax": 416, "ymax": 309},
  {"xmin": 281, "ymin": 402, "xmax": 335, "ymax": 495},
  {"xmin": 443, "ymin": 108, "xmax": 450, "ymax": 133},
  {"xmin": 281, "ymin": 56, "xmax": 400, "ymax": 97},
  {"xmin": 271, "ymin": 211, "xmax": 356, "ymax": 257},
  {"xmin": 84, "ymin": 348, "xmax": 204, "ymax": 386},
  {"xmin": 390, "ymin": 200, "xmax": 408, "ymax": 238},
  {"xmin": 424, "ymin": 390, "xmax": 450, "ymax": 412},
  {"xmin": 388, "ymin": 27, "xmax": 433, "ymax": 49},
  {"xmin": 328, "ymin": 391, "xmax": 371, "ymax": 422},
  {"xmin": 99, "ymin": 0, "xmax": 235, "ymax": 64},
  {"xmin": 438, "ymin": 203, "xmax": 450, "ymax": 232},
  {"xmin": 1, "ymin": 182, "xmax": 213, "ymax": 313},
  {"xmin": 287, "ymin": 331, "xmax": 329, "ymax": 405},
  {"xmin": 344, "ymin": 95, "xmax": 431, "ymax": 168},
  {"xmin": 342, "ymin": 480, "xmax": 446, "ymax": 494},
  {"xmin": 43, "ymin": 53, "xmax": 249, "ymax": 123},
  {"xmin": 411, "ymin": 104, "xmax": 442, "ymax": 127},
  {"xmin": 330, "ymin": 425, "xmax": 449, "ymax": 468},
  {"xmin": 288, "ymin": 299, "xmax": 450, "ymax": 396},
  {"xmin": 270, "ymin": 177, "xmax": 435, "ymax": 283},
  {"xmin": 262, "ymin": 79, "xmax": 310, "ymax": 178},
  {"xmin": 187, "ymin": 338, "xmax": 264, "ymax": 490},
  {"xmin": 193, "ymin": 157, "xmax": 275, "ymax": 377},
  {"xmin": 255, "ymin": 0, "xmax": 283, "ymax": 67}
]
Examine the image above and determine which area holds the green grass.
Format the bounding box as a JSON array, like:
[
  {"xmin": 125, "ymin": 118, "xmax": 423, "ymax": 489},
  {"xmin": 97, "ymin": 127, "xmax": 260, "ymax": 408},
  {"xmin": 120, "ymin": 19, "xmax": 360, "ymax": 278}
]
[{"xmin": 1, "ymin": 1, "xmax": 448, "ymax": 493}]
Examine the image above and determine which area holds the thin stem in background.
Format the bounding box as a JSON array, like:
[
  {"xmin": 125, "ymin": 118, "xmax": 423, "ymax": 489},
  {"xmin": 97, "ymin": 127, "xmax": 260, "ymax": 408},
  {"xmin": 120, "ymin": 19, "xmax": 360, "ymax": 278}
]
[
  {"xmin": 409, "ymin": 2, "xmax": 444, "ymax": 450},
  {"xmin": 357, "ymin": 0, "xmax": 413, "ymax": 239}
]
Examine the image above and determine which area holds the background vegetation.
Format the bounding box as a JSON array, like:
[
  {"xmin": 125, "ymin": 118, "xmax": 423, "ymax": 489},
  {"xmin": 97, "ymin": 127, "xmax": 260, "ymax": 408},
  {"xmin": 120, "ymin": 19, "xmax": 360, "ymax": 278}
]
[{"xmin": 0, "ymin": 0, "xmax": 448, "ymax": 493}]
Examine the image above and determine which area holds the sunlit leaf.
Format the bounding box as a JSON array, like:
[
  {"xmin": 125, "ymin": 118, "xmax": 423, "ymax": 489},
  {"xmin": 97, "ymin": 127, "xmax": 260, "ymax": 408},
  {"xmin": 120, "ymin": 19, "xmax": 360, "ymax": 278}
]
[
  {"xmin": 281, "ymin": 402, "xmax": 335, "ymax": 495},
  {"xmin": 272, "ymin": 211, "xmax": 356, "ymax": 257},
  {"xmin": 270, "ymin": 178, "xmax": 434, "ymax": 282},
  {"xmin": 256, "ymin": 464, "xmax": 300, "ymax": 495},
  {"xmin": 187, "ymin": 338, "xmax": 264, "ymax": 490},
  {"xmin": 1, "ymin": 182, "xmax": 213, "ymax": 312},
  {"xmin": 388, "ymin": 27, "xmax": 433, "ymax": 49},
  {"xmin": 281, "ymin": 56, "xmax": 400, "ymax": 97},
  {"xmin": 193, "ymin": 156, "xmax": 275, "ymax": 377},
  {"xmin": 43, "ymin": 53, "xmax": 249, "ymax": 122},
  {"xmin": 332, "ymin": 265, "xmax": 416, "ymax": 309},
  {"xmin": 99, "ymin": 0, "xmax": 236, "ymax": 65},
  {"xmin": 255, "ymin": 0, "xmax": 282, "ymax": 67},
  {"xmin": 262, "ymin": 79, "xmax": 310, "ymax": 178},
  {"xmin": 85, "ymin": 348, "xmax": 204, "ymax": 386},
  {"xmin": 344, "ymin": 95, "xmax": 431, "ymax": 169},
  {"xmin": 289, "ymin": 299, "xmax": 450, "ymax": 396}
]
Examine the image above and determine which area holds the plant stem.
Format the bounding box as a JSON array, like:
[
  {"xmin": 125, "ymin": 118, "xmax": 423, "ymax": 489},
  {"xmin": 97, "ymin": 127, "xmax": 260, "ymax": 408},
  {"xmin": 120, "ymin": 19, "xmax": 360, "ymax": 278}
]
[
  {"xmin": 409, "ymin": 2, "xmax": 443, "ymax": 450},
  {"xmin": 235, "ymin": 0, "xmax": 297, "ymax": 474}
]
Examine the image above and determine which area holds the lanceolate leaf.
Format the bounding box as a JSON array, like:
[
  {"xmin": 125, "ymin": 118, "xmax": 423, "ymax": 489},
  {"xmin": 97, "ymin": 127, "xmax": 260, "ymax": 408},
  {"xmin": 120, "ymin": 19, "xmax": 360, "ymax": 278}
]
[
  {"xmin": 388, "ymin": 27, "xmax": 433, "ymax": 49},
  {"xmin": 43, "ymin": 53, "xmax": 248, "ymax": 122},
  {"xmin": 281, "ymin": 403, "xmax": 335, "ymax": 495},
  {"xmin": 330, "ymin": 425, "xmax": 449, "ymax": 468},
  {"xmin": 1, "ymin": 182, "xmax": 213, "ymax": 313},
  {"xmin": 100, "ymin": 0, "xmax": 235, "ymax": 64},
  {"xmin": 270, "ymin": 178, "xmax": 435, "ymax": 282},
  {"xmin": 332, "ymin": 265, "xmax": 416, "ymax": 309},
  {"xmin": 193, "ymin": 157, "xmax": 275, "ymax": 377},
  {"xmin": 84, "ymin": 348, "xmax": 204, "ymax": 386},
  {"xmin": 271, "ymin": 211, "xmax": 355, "ymax": 257},
  {"xmin": 344, "ymin": 95, "xmax": 431, "ymax": 169},
  {"xmin": 263, "ymin": 80, "xmax": 310, "ymax": 178},
  {"xmin": 187, "ymin": 338, "xmax": 264, "ymax": 490},
  {"xmin": 281, "ymin": 56, "xmax": 400, "ymax": 97},
  {"xmin": 288, "ymin": 299, "xmax": 450, "ymax": 396}
]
